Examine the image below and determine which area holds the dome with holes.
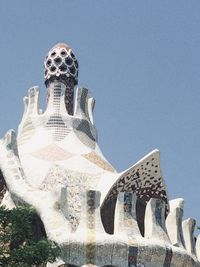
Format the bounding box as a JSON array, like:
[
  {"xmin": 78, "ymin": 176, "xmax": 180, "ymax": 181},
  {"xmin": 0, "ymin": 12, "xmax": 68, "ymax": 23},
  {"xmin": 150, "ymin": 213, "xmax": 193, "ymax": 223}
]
[{"xmin": 44, "ymin": 43, "xmax": 78, "ymax": 87}]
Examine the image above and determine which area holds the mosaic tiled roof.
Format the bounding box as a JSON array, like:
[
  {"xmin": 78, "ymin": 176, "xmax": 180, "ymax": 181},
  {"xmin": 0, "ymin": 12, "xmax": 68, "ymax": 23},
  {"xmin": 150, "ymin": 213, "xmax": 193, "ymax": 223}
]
[{"xmin": 0, "ymin": 43, "xmax": 199, "ymax": 267}]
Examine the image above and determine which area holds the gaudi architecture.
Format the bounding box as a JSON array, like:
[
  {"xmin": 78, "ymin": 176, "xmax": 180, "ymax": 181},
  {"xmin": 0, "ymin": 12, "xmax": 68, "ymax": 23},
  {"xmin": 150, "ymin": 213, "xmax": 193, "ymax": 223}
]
[{"xmin": 0, "ymin": 43, "xmax": 199, "ymax": 267}]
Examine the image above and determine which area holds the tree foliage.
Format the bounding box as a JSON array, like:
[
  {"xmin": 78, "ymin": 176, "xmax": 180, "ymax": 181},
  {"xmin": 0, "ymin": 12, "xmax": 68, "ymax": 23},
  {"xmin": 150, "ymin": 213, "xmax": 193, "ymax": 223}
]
[{"xmin": 0, "ymin": 206, "xmax": 60, "ymax": 267}]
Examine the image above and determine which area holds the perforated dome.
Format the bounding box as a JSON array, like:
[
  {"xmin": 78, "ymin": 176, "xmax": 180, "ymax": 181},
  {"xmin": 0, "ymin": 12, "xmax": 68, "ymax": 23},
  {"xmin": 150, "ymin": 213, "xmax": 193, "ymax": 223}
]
[{"xmin": 44, "ymin": 43, "xmax": 78, "ymax": 87}]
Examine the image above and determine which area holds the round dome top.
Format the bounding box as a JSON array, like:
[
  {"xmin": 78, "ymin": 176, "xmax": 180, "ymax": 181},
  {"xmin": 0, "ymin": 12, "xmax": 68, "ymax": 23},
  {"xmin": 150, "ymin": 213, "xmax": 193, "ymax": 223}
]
[{"xmin": 44, "ymin": 43, "xmax": 78, "ymax": 87}]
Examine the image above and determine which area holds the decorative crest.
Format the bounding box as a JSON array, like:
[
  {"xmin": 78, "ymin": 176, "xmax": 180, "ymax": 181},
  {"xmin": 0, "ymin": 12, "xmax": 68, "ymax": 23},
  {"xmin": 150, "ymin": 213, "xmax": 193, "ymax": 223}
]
[{"xmin": 44, "ymin": 43, "xmax": 78, "ymax": 87}]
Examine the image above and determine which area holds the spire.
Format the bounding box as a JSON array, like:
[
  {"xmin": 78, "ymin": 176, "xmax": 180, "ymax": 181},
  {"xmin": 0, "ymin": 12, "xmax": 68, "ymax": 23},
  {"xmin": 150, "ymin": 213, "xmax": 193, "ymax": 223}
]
[{"xmin": 44, "ymin": 43, "xmax": 79, "ymax": 115}]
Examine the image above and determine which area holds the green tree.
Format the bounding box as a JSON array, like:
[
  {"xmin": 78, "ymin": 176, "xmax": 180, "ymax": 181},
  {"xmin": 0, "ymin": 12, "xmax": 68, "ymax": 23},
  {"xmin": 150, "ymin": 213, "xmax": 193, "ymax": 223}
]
[{"xmin": 0, "ymin": 206, "xmax": 60, "ymax": 267}]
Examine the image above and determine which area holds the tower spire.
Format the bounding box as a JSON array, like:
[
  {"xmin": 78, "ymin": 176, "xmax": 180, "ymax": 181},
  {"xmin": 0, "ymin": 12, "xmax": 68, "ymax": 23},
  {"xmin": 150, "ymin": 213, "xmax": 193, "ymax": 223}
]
[{"xmin": 44, "ymin": 43, "xmax": 78, "ymax": 115}]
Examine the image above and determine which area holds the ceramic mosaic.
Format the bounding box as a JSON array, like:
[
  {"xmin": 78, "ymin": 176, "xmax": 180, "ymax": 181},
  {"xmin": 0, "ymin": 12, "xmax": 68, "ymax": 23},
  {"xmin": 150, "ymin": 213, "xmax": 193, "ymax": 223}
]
[
  {"xmin": 102, "ymin": 150, "xmax": 168, "ymax": 207},
  {"xmin": 40, "ymin": 165, "xmax": 100, "ymax": 231},
  {"xmin": 0, "ymin": 43, "xmax": 199, "ymax": 267},
  {"xmin": 31, "ymin": 144, "xmax": 73, "ymax": 161},
  {"xmin": 83, "ymin": 151, "xmax": 115, "ymax": 172},
  {"xmin": 44, "ymin": 43, "xmax": 78, "ymax": 115}
]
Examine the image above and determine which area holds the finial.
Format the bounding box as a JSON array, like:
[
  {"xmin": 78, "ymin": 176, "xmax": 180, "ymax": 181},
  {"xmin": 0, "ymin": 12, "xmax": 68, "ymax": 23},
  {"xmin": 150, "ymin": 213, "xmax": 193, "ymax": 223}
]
[{"xmin": 44, "ymin": 43, "xmax": 78, "ymax": 87}]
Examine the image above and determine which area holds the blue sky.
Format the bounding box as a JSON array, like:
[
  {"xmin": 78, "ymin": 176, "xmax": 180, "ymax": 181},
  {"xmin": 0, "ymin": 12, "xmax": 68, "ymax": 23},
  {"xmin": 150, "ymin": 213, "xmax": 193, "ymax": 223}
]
[{"xmin": 0, "ymin": 0, "xmax": 200, "ymax": 229}]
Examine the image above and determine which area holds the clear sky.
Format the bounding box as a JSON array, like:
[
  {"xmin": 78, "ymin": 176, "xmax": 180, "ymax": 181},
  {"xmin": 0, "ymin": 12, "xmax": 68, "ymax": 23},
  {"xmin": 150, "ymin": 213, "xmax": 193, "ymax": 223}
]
[{"xmin": 0, "ymin": 1, "xmax": 200, "ymax": 229}]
